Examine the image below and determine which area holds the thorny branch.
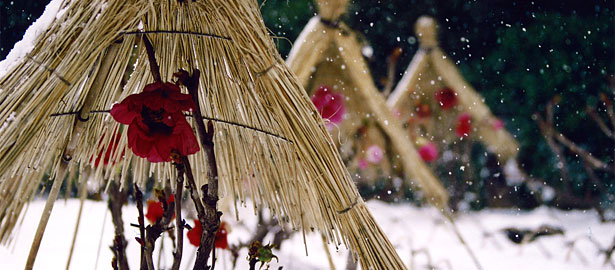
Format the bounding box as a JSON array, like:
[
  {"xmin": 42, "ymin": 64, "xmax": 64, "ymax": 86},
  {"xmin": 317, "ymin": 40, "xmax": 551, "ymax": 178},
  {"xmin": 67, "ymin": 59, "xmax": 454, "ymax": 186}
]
[
  {"xmin": 135, "ymin": 185, "xmax": 147, "ymax": 270},
  {"xmin": 175, "ymin": 69, "xmax": 222, "ymax": 270}
]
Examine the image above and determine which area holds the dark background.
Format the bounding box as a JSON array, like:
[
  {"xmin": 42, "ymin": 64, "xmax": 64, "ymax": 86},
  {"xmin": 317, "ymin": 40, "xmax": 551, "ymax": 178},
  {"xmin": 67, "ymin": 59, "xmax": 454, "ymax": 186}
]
[{"xmin": 1, "ymin": 0, "xmax": 613, "ymax": 213}]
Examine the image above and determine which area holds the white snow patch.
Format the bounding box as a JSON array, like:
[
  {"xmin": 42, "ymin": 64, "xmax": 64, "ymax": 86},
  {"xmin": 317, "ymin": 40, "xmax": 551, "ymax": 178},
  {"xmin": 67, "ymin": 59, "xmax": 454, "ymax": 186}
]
[{"xmin": 0, "ymin": 199, "xmax": 612, "ymax": 269}]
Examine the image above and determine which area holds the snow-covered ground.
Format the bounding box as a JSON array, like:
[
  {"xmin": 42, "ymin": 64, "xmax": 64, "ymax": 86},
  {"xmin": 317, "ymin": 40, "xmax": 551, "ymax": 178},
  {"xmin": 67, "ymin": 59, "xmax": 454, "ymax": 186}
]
[{"xmin": 1, "ymin": 199, "xmax": 613, "ymax": 269}]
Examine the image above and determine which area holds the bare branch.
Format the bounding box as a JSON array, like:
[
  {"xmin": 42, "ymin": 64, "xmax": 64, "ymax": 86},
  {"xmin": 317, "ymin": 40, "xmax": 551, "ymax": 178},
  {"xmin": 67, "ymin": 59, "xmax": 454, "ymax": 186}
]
[
  {"xmin": 135, "ymin": 184, "xmax": 147, "ymax": 270},
  {"xmin": 586, "ymin": 106, "xmax": 614, "ymax": 139},
  {"xmin": 142, "ymin": 35, "xmax": 161, "ymax": 82},
  {"xmin": 171, "ymin": 163, "xmax": 186, "ymax": 270},
  {"xmin": 534, "ymin": 112, "xmax": 569, "ymax": 183},
  {"xmin": 109, "ymin": 182, "xmax": 130, "ymax": 270}
]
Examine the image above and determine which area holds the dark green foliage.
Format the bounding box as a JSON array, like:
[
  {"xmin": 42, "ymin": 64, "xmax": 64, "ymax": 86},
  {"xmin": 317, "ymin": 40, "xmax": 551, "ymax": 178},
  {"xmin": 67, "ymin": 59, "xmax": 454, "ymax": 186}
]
[{"xmin": 0, "ymin": 1, "xmax": 46, "ymax": 57}]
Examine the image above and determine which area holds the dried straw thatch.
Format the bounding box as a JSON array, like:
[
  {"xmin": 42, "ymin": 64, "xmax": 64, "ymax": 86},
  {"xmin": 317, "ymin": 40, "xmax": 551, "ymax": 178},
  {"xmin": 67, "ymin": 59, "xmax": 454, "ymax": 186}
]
[
  {"xmin": 287, "ymin": 0, "xmax": 449, "ymax": 208},
  {"xmin": 387, "ymin": 16, "xmax": 520, "ymax": 162},
  {"xmin": 0, "ymin": 0, "xmax": 404, "ymax": 269}
]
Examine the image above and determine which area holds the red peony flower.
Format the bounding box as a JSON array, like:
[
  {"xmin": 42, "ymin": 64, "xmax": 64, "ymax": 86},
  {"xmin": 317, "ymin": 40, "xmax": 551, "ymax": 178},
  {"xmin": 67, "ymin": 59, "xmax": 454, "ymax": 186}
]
[
  {"xmin": 418, "ymin": 142, "xmax": 438, "ymax": 162},
  {"xmin": 91, "ymin": 131, "xmax": 123, "ymax": 167},
  {"xmin": 145, "ymin": 194, "xmax": 175, "ymax": 224},
  {"xmin": 435, "ymin": 87, "xmax": 458, "ymax": 110},
  {"xmin": 311, "ymin": 85, "xmax": 346, "ymax": 128},
  {"xmin": 187, "ymin": 219, "xmax": 202, "ymax": 247},
  {"xmin": 215, "ymin": 221, "xmax": 229, "ymax": 250},
  {"xmin": 110, "ymin": 82, "xmax": 200, "ymax": 163},
  {"xmin": 455, "ymin": 113, "xmax": 472, "ymax": 137}
]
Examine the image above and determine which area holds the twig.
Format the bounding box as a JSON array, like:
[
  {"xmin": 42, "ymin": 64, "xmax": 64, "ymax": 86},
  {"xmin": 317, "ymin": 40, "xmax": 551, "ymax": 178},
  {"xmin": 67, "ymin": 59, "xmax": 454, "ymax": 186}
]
[
  {"xmin": 534, "ymin": 112, "xmax": 570, "ymax": 184},
  {"xmin": 605, "ymin": 236, "xmax": 615, "ymax": 267},
  {"xmin": 109, "ymin": 181, "xmax": 130, "ymax": 270},
  {"xmin": 135, "ymin": 184, "xmax": 147, "ymax": 270},
  {"xmin": 142, "ymin": 34, "xmax": 161, "ymax": 82},
  {"xmin": 171, "ymin": 163, "xmax": 186, "ymax": 270},
  {"xmin": 443, "ymin": 213, "xmax": 484, "ymax": 270},
  {"xmin": 65, "ymin": 172, "xmax": 89, "ymax": 270},
  {"xmin": 143, "ymin": 190, "xmax": 176, "ymax": 270},
  {"xmin": 586, "ymin": 106, "xmax": 614, "ymax": 139},
  {"xmin": 94, "ymin": 208, "xmax": 109, "ymax": 270},
  {"xmin": 176, "ymin": 69, "xmax": 222, "ymax": 270}
]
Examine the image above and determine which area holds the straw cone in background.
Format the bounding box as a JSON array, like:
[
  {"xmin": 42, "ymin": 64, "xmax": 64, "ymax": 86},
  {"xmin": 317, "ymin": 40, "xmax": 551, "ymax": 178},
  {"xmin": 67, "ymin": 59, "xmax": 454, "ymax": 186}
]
[
  {"xmin": 287, "ymin": 0, "xmax": 449, "ymax": 208},
  {"xmin": 387, "ymin": 16, "xmax": 520, "ymax": 168},
  {"xmin": 0, "ymin": 0, "xmax": 407, "ymax": 269}
]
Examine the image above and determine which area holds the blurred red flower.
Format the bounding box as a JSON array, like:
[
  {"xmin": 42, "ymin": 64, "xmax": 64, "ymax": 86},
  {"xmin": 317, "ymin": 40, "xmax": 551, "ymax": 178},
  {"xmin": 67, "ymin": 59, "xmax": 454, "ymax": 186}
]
[
  {"xmin": 311, "ymin": 85, "xmax": 346, "ymax": 128},
  {"xmin": 435, "ymin": 87, "xmax": 458, "ymax": 110},
  {"xmin": 187, "ymin": 220, "xmax": 229, "ymax": 249},
  {"xmin": 455, "ymin": 113, "xmax": 472, "ymax": 137},
  {"xmin": 145, "ymin": 194, "xmax": 175, "ymax": 224},
  {"xmin": 110, "ymin": 82, "xmax": 199, "ymax": 163},
  {"xmin": 187, "ymin": 219, "xmax": 202, "ymax": 247},
  {"xmin": 145, "ymin": 200, "xmax": 164, "ymax": 224},
  {"xmin": 418, "ymin": 142, "xmax": 438, "ymax": 162},
  {"xmin": 215, "ymin": 221, "xmax": 229, "ymax": 250}
]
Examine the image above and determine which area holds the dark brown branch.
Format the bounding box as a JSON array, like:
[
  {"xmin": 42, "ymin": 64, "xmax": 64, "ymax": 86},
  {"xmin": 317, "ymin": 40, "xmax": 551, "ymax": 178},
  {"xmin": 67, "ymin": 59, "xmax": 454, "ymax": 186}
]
[
  {"xmin": 176, "ymin": 69, "xmax": 221, "ymax": 270},
  {"xmin": 535, "ymin": 112, "xmax": 570, "ymax": 184},
  {"xmin": 551, "ymin": 131, "xmax": 609, "ymax": 170},
  {"xmin": 171, "ymin": 163, "xmax": 186, "ymax": 270},
  {"xmin": 142, "ymin": 35, "xmax": 161, "ymax": 82},
  {"xmin": 135, "ymin": 184, "xmax": 147, "ymax": 270},
  {"xmin": 109, "ymin": 182, "xmax": 130, "ymax": 270}
]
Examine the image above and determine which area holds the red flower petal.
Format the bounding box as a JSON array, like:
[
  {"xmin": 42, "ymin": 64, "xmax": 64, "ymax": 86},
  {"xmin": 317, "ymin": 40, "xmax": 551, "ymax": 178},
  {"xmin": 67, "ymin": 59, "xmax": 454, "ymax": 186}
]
[
  {"xmin": 215, "ymin": 221, "xmax": 229, "ymax": 249},
  {"xmin": 112, "ymin": 81, "xmax": 200, "ymax": 163},
  {"xmin": 187, "ymin": 219, "xmax": 202, "ymax": 247},
  {"xmin": 418, "ymin": 142, "xmax": 438, "ymax": 162},
  {"xmin": 145, "ymin": 200, "xmax": 164, "ymax": 224},
  {"xmin": 455, "ymin": 113, "xmax": 472, "ymax": 137},
  {"xmin": 110, "ymin": 102, "xmax": 139, "ymax": 125}
]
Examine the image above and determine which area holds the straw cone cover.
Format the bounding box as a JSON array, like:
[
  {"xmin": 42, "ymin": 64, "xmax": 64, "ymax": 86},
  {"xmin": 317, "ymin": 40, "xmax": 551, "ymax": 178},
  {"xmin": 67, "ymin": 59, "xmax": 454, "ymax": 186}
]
[
  {"xmin": 0, "ymin": 0, "xmax": 404, "ymax": 268},
  {"xmin": 387, "ymin": 16, "xmax": 519, "ymax": 162}
]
